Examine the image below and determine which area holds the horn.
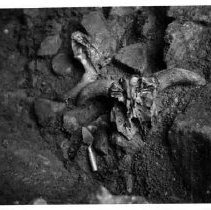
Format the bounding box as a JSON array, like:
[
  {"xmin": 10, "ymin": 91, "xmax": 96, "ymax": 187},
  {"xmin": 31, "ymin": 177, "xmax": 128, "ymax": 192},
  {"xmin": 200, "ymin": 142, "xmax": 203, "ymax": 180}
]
[
  {"xmin": 77, "ymin": 79, "xmax": 114, "ymax": 106},
  {"xmin": 154, "ymin": 68, "xmax": 206, "ymax": 90}
]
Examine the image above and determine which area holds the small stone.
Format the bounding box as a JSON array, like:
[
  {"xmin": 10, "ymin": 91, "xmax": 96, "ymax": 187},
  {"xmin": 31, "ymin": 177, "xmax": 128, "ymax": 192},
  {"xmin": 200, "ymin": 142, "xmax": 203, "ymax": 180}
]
[
  {"xmin": 52, "ymin": 53, "xmax": 73, "ymax": 76},
  {"xmin": 82, "ymin": 127, "xmax": 94, "ymax": 145},
  {"xmin": 37, "ymin": 35, "xmax": 62, "ymax": 56},
  {"xmin": 114, "ymin": 43, "xmax": 149, "ymax": 74}
]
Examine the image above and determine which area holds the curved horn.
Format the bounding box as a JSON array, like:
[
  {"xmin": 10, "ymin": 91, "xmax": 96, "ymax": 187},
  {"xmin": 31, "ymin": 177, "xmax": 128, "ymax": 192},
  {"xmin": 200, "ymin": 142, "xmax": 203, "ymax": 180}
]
[
  {"xmin": 154, "ymin": 68, "xmax": 206, "ymax": 90},
  {"xmin": 77, "ymin": 79, "xmax": 114, "ymax": 106}
]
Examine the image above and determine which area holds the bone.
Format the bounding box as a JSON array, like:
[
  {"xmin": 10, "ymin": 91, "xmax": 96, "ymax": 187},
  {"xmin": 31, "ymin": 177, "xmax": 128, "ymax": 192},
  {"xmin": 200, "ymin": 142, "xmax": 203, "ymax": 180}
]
[
  {"xmin": 77, "ymin": 79, "xmax": 114, "ymax": 105},
  {"xmin": 64, "ymin": 31, "xmax": 99, "ymax": 102},
  {"xmin": 154, "ymin": 68, "xmax": 206, "ymax": 90}
]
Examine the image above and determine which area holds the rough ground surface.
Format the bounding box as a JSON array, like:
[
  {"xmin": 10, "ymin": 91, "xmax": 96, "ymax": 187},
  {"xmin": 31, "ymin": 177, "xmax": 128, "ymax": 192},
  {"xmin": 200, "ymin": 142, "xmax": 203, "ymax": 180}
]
[{"xmin": 0, "ymin": 7, "xmax": 211, "ymax": 204}]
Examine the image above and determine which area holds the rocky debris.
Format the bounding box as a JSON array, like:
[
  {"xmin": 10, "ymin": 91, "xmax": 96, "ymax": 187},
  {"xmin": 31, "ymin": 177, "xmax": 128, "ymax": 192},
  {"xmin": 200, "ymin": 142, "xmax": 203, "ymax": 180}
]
[
  {"xmin": 168, "ymin": 84, "xmax": 211, "ymax": 202},
  {"xmin": 52, "ymin": 53, "xmax": 74, "ymax": 76},
  {"xmin": 37, "ymin": 35, "xmax": 62, "ymax": 56},
  {"xmin": 165, "ymin": 21, "xmax": 211, "ymax": 80},
  {"xmin": 111, "ymin": 132, "xmax": 144, "ymax": 155},
  {"xmin": 88, "ymin": 186, "xmax": 149, "ymax": 204},
  {"xmin": 34, "ymin": 98, "xmax": 66, "ymax": 127},
  {"xmin": 168, "ymin": 6, "xmax": 211, "ymax": 24},
  {"xmin": 63, "ymin": 102, "xmax": 105, "ymax": 133},
  {"xmin": 81, "ymin": 11, "xmax": 117, "ymax": 67},
  {"xmin": 114, "ymin": 43, "xmax": 150, "ymax": 74}
]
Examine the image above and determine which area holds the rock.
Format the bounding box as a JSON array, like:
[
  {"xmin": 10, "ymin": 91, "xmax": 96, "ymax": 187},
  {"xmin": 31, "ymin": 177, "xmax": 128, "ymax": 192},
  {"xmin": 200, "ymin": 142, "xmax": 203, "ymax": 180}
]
[
  {"xmin": 114, "ymin": 43, "xmax": 150, "ymax": 74},
  {"xmin": 165, "ymin": 21, "xmax": 211, "ymax": 80},
  {"xmin": 168, "ymin": 6, "xmax": 211, "ymax": 24},
  {"xmin": 81, "ymin": 11, "xmax": 117, "ymax": 67},
  {"xmin": 82, "ymin": 127, "xmax": 94, "ymax": 145},
  {"xmin": 88, "ymin": 186, "xmax": 149, "ymax": 204},
  {"xmin": 168, "ymin": 84, "xmax": 211, "ymax": 202},
  {"xmin": 63, "ymin": 102, "xmax": 105, "ymax": 133},
  {"xmin": 111, "ymin": 132, "xmax": 145, "ymax": 155},
  {"xmin": 93, "ymin": 129, "xmax": 109, "ymax": 155},
  {"xmin": 34, "ymin": 98, "xmax": 66, "ymax": 127},
  {"xmin": 37, "ymin": 35, "xmax": 62, "ymax": 56},
  {"xmin": 52, "ymin": 53, "xmax": 73, "ymax": 76}
]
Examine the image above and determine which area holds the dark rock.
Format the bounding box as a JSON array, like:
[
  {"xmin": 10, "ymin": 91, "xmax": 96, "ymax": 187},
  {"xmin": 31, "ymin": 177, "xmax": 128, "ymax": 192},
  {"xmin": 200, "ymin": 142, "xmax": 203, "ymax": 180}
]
[
  {"xmin": 81, "ymin": 11, "xmax": 117, "ymax": 67},
  {"xmin": 93, "ymin": 128, "xmax": 109, "ymax": 155},
  {"xmin": 63, "ymin": 102, "xmax": 105, "ymax": 133},
  {"xmin": 165, "ymin": 21, "xmax": 211, "ymax": 80},
  {"xmin": 168, "ymin": 84, "xmax": 211, "ymax": 202},
  {"xmin": 37, "ymin": 35, "xmax": 62, "ymax": 56},
  {"xmin": 168, "ymin": 6, "xmax": 211, "ymax": 24},
  {"xmin": 114, "ymin": 43, "xmax": 150, "ymax": 74},
  {"xmin": 34, "ymin": 98, "xmax": 66, "ymax": 127},
  {"xmin": 52, "ymin": 53, "xmax": 74, "ymax": 76}
]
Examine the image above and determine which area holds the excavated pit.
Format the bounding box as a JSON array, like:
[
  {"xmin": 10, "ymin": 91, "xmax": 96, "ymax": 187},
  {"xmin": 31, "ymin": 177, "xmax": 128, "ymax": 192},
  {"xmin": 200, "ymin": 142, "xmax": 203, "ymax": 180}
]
[{"xmin": 0, "ymin": 6, "xmax": 211, "ymax": 204}]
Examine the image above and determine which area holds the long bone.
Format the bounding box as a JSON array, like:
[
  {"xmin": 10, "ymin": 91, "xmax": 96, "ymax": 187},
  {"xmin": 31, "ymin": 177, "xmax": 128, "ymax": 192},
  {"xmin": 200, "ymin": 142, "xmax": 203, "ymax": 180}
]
[
  {"xmin": 77, "ymin": 68, "xmax": 206, "ymax": 105},
  {"xmin": 64, "ymin": 31, "xmax": 99, "ymax": 102}
]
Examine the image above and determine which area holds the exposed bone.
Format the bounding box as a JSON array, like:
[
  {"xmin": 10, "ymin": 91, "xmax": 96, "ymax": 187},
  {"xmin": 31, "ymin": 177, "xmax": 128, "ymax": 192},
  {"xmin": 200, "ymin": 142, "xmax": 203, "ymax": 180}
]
[
  {"xmin": 154, "ymin": 68, "xmax": 206, "ymax": 90},
  {"xmin": 77, "ymin": 79, "xmax": 114, "ymax": 105},
  {"xmin": 64, "ymin": 31, "xmax": 99, "ymax": 102}
]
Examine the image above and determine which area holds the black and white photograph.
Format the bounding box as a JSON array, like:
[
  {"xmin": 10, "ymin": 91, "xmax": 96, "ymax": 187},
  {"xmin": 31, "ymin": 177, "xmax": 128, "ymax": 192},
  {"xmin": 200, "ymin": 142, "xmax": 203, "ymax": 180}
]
[{"xmin": 0, "ymin": 2, "xmax": 211, "ymax": 205}]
